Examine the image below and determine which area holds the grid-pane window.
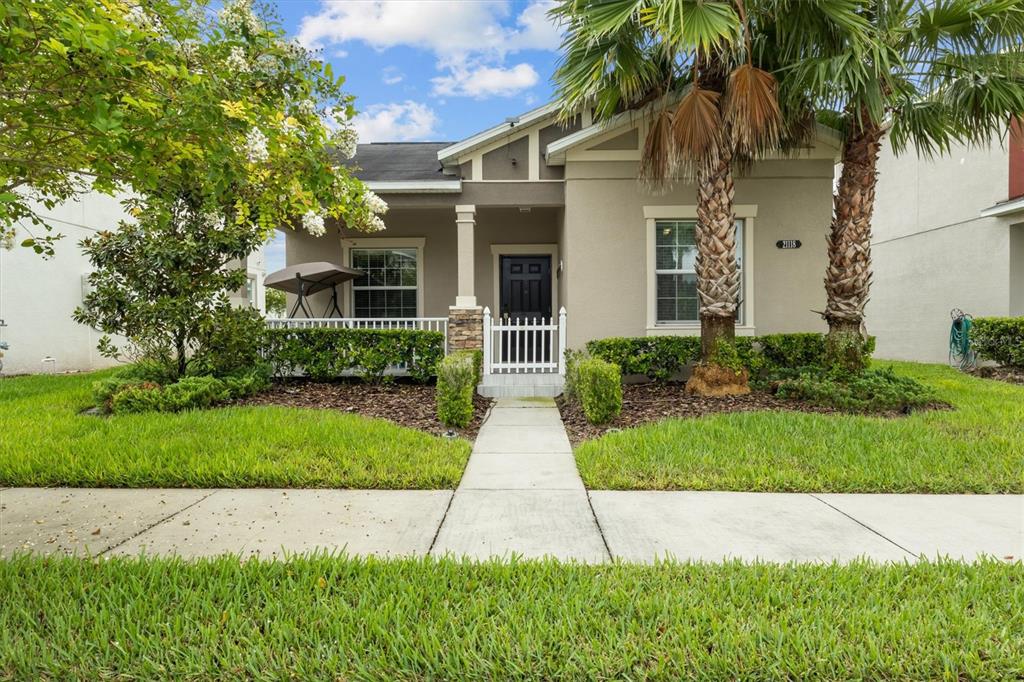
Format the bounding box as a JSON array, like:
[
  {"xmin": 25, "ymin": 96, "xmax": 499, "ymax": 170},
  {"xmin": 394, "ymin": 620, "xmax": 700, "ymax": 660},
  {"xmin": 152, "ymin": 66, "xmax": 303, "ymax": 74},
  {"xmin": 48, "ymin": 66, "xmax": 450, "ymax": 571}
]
[
  {"xmin": 654, "ymin": 219, "xmax": 744, "ymax": 324},
  {"xmin": 351, "ymin": 248, "xmax": 418, "ymax": 318}
]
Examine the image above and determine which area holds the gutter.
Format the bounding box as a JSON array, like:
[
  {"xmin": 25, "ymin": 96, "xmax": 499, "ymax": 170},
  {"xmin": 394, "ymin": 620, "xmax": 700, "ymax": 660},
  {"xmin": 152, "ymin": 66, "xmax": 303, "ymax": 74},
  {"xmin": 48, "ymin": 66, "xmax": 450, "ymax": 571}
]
[{"xmin": 979, "ymin": 195, "xmax": 1024, "ymax": 218}]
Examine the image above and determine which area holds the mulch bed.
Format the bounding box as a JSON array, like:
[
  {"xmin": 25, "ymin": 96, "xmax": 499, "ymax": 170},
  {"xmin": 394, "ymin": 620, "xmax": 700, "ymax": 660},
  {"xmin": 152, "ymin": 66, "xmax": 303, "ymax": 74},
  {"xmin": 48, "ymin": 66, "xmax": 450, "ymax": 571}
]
[
  {"xmin": 556, "ymin": 382, "xmax": 951, "ymax": 446},
  {"xmin": 238, "ymin": 379, "xmax": 492, "ymax": 439},
  {"xmin": 967, "ymin": 365, "xmax": 1024, "ymax": 386}
]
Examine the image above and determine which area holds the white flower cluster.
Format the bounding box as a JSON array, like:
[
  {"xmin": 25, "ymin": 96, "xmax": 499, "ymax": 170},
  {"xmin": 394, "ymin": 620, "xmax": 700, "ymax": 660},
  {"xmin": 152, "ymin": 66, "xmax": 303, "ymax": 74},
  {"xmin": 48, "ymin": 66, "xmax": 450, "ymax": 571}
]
[
  {"xmin": 242, "ymin": 127, "xmax": 269, "ymax": 163},
  {"xmin": 282, "ymin": 39, "xmax": 306, "ymax": 61},
  {"xmin": 1, "ymin": 226, "xmax": 16, "ymax": 251},
  {"xmin": 332, "ymin": 126, "xmax": 358, "ymax": 160},
  {"xmin": 280, "ymin": 117, "xmax": 299, "ymax": 135},
  {"xmin": 254, "ymin": 53, "xmax": 278, "ymax": 75},
  {"xmin": 178, "ymin": 39, "xmax": 199, "ymax": 61},
  {"xmin": 302, "ymin": 210, "xmax": 326, "ymax": 237},
  {"xmin": 125, "ymin": 4, "xmax": 162, "ymax": 32},
  {"xmin": 201, "ymin": 212, "xmax": 226, "ymax": 231},
  {"xmin": 226, "ymin": 46, "xmax": 250, "ymax": 73},
  {"xmin": 297, "ymin": 99, "xmax": 316, "ymax": 117},
  {"xmin": 219, "ymin": 0, "xmax": 262, "ymax": 34},
  {"xmin": 363, "ymin": 190, "xmax": 388, "ymax": 216}
]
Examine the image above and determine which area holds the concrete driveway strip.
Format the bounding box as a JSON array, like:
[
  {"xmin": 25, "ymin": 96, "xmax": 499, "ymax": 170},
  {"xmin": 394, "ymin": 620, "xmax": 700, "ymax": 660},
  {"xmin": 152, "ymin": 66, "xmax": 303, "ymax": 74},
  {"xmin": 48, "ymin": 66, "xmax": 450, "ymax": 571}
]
[
  {"xmin": 589, "ymin": 491, "xmax": 914, "ymax": 563},
  {"xmin": 0, "ymin": 488, "xmax": 210, "ymax": 557},
  {"xmin": 814, "ymin": 493, "xmax": 1024, "ymax": 561},
  {"xmin": 110, "ymin": 489, "xmax": 452, "ymax": 559}
]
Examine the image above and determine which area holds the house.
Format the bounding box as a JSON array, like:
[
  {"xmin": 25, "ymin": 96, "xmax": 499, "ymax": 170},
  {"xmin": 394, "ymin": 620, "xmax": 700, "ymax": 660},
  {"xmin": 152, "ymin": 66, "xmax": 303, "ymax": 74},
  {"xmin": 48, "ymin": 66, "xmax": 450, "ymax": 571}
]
[
  {"xmin": 869, "ymin": 124, "xmax": 1024, "ymax": 363},
  {"xmin": 0, "ymin": 192, "xmax": 266, "ymax": 375},
  {"xmin": 280, "ymin": 103, "xmax": 841, "ymax": 394}
]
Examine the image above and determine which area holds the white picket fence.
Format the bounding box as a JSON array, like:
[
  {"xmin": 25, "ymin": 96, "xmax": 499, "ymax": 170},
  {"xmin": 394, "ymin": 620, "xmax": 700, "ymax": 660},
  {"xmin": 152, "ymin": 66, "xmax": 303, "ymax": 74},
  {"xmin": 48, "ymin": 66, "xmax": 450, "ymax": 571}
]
[{"xmin": 483, "ymin": 307, "xmax": 566, "ymax": 375}]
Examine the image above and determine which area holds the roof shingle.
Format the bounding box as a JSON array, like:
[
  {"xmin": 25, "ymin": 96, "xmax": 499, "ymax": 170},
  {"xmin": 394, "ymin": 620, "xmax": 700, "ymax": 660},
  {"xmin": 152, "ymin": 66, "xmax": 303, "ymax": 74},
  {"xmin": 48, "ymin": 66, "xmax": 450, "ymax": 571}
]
[{"xmin": 337, "ymin": 142, "xmax": 453, "ymax": 182}]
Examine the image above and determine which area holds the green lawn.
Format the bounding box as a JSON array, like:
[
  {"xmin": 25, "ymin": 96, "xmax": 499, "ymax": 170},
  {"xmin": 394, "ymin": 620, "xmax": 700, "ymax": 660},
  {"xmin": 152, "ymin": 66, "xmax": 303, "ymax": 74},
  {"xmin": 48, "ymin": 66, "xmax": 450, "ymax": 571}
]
[
  {"xmin": 576, "ymin": 362, "xmax": 1024, "ymax": 493},
  {"xmin": 0, "ymin": 371, "xmax": 470, "ymax": 488},
  {"xmin": 1, "ymin": 555, "xmax": 1020, "ymax": 679}
]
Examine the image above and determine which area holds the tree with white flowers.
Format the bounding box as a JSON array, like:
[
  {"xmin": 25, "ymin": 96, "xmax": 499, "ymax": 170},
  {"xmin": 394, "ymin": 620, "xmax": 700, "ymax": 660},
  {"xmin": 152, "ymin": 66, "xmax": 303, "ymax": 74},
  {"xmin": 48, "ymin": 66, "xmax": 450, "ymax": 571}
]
[{"xmin": 69, "ymin": 0, "xmax": 388, "ymax": 380}]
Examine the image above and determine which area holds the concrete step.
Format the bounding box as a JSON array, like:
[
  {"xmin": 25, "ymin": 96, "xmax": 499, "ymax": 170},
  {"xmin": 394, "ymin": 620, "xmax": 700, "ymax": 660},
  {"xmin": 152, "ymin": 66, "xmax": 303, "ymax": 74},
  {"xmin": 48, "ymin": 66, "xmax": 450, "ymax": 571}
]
[{"xmin": 477, "ymin": 372, "xmax": 565, "ymax": 398}]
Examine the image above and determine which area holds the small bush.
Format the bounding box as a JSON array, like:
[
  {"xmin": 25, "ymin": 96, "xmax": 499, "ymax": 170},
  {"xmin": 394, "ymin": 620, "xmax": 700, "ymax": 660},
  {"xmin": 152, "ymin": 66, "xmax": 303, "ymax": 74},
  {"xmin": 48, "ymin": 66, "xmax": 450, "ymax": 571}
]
[
  {"xmin": 264, "ymin": 328, "xmax": 444, "ymax": 383},
  {"xmin": 563, "ymin": 348, "xmax": 588, "ymax": 401},
  {"xmin": 436, "ymin": 351, "xmax": 478, "ymax": 428},
  {"xmin": 971, "ymin": 317, "xmax": 1024, "ymax": 367},
  {"xmin": 757, "ymin": 333, "xmax": 827, "ymax": 370},
  {"xmin": 576, "ymin": 358, "xmax": 623, "ymax": 425},
  {"xmin": 193, "ymin": 306, "xmax": 267, "ymax": 377},
  {"xmin": 775, "ymin": 366, "xmax": 938, "ymax": 412}
]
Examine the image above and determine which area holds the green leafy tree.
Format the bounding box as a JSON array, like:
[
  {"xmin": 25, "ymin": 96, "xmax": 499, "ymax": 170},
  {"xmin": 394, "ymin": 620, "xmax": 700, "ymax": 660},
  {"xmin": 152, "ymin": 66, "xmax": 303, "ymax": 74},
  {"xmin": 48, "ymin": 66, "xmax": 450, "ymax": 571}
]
[
  {"xmin": 1, "ymin": 0, "xmax": 384, "ymax": 255},
  {"xmin": 71, "ymin": 0, "xmax": 386, "ymax": 379},
  {"xmin": 265, "ymin": 287, "xmax": 287, "ymax": 317}
]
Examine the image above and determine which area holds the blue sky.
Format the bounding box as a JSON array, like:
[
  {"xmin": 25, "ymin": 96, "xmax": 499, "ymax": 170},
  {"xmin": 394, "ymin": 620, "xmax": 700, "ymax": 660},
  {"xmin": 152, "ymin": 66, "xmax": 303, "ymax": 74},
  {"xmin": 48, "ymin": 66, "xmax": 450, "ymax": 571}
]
[{"xmin": 265, "ymin": 0, "xmax": 564, "ymax": 272}]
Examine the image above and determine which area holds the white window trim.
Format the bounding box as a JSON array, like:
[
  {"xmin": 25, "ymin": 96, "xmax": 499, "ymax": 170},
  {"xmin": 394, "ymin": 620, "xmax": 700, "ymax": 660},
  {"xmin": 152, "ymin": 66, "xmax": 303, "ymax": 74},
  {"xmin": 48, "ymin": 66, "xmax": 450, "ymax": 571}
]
[
  {"xmin": 643, "ymin": 205, "xmax": 757, "ymax": 335},
  {"xmin": 489, "ymin": 243, "xmax": 559, "ymax": 318},
  {"xmin": 341, "ymin": 237, "xmax": 426, "ymax": 317}
]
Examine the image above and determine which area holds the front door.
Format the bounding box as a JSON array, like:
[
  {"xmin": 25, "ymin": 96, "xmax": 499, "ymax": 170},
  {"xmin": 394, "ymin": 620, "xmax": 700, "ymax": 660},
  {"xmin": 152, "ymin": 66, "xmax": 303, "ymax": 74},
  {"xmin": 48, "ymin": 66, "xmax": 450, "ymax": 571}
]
[{"xmin": 499, "ymin": 255, "xmax": 552, "ymax": 365}]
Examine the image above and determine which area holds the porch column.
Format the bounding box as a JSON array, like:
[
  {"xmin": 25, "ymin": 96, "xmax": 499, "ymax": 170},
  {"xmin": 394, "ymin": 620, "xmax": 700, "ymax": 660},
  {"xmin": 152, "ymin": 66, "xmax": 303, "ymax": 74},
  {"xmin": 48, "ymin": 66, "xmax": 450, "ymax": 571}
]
[
  {"xmin": 449, "ymin": 204, "xmax": 483, "ymax": 353},
  {"xmin": 455, "ymin": 204, "xmax": 476, "ymax": 307}
]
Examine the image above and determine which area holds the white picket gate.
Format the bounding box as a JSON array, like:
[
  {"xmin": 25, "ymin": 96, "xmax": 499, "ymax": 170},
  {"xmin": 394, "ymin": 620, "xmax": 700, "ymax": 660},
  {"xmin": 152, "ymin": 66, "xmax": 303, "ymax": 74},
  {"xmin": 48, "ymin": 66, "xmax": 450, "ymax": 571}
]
[{"xmin": 483, "ymin": 307, "xmax": 566, "ymax": 375}]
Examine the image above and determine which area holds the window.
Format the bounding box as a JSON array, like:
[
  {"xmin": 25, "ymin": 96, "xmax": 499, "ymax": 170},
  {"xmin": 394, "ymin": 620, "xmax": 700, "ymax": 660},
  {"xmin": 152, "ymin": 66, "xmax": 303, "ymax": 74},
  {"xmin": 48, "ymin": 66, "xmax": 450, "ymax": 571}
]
[
  {"xmin": 245, "ymin": 276, "xmax": 257, "ymax": 308},
  {"xmin": 350, "ymin": 248, "xmax": 418, "ymax": 318},
  {"xmin": 654, "ymin": 219, "xmax": 744, "ymax": 325}
]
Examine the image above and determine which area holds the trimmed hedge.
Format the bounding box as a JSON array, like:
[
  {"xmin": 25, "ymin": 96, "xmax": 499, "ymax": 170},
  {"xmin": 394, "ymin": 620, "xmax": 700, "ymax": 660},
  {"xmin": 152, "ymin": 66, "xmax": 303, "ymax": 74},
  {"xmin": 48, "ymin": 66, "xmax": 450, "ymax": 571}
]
[
  {"xmin": 576, "ymin": 358, "xmax": 623, "ymax": 425},
  {"xmin": 264, "ymin": 328, "xmax": 444, "ymax": 383},
  {"xmin": 971, "ymin": 317, "xmax": 1024, "ymax": 367},
  {"xmin": 586, "ymin": 333, "xmax": 875, "ymax": 380},
  {"xmin": 436, "ymin": 351, "xmax": 480, "ymax": 428}
]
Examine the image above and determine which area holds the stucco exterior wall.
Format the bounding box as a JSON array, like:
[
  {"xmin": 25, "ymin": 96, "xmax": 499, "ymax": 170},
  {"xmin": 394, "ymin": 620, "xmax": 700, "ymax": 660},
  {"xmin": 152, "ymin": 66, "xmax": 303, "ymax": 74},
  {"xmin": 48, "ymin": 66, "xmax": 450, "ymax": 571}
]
[
  {"xmin": 0, "ymin": 192, "xmax": 129, "ymax": 375},
  {"xmin": 869, "ymin": 138, "xmax": 1015, "ymax": 362},
  {"xmin": 1012, "ymin": 224, "xmax": 1024, "ymax": 316},
  {"xmin": 561, "ymin": 159, "xmax": 835, "ymax": 348}
]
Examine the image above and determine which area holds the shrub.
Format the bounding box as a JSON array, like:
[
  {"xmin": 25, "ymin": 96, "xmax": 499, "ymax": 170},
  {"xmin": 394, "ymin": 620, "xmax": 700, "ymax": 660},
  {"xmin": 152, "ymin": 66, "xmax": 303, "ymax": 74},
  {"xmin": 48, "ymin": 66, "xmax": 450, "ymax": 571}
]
[
  {"xmin": 775, "ymin": 366, "xmax": 938, "ymax": 412},
  {"xmin": 263, "ymin": 328, "xmax": 444, "ymax": 383},
  {"xmin": 576, "ymin": 358, "xmax": 623, "ymax": 425},
  {"xmin": 98, "ymin": 366, "xmax": 269, "ymax": 414},
  {"xmin": 586, "ymin": 333, "xmax": 875, "ymax": 380},
  {"xmin": 971, "ymin": 317, "xmax": 1024, "ymax": 367},
  {"xmin": 436, "ymin": 351, "xmax": 478, "ymax": 428},
  {"xmin": 192, "ymin": 306, "xmax": 267, "ymax": 378},
  {"xmin": 563, "ymin": 348, "xmax": 588, "ymax": 401},
  {"xmin": 586, "ymin": 337, "xmax": 700, "ymax": 380}
]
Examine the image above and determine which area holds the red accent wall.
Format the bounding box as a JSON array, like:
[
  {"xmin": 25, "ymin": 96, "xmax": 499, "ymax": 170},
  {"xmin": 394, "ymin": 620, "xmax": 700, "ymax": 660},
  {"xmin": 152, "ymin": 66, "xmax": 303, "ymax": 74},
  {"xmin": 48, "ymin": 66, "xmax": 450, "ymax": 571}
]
[{"xmin": 1011, "ymin": 118, "xmax": 1024, "ymax": 200}]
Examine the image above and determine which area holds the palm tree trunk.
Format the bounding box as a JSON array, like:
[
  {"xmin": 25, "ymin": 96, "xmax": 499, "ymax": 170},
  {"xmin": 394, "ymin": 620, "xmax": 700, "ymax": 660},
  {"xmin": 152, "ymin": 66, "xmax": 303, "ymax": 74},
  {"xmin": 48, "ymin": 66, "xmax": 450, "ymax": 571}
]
[
  {"xmin": 695, "ymin": 134, "xmax": 740, "ymax": 361},
  {"xmin": 824, "ymin": 114, "xmax": 884, "ymax": 371},
  {"xmin": 686, "ymin": 132, "xmax": 749, "ymax": 396}
]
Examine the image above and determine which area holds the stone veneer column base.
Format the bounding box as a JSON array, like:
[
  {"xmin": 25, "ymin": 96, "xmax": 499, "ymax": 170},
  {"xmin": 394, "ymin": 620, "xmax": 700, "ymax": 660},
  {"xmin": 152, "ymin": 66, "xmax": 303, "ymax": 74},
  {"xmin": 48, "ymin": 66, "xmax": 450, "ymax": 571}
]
[{"xmin": 447, "ymin": 306, "xmax": 483, "ymax": 353}]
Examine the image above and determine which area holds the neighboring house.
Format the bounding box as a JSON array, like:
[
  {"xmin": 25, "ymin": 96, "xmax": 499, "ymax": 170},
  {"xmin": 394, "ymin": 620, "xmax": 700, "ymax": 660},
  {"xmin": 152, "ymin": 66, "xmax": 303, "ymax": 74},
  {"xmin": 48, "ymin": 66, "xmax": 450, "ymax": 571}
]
[
  {"xmin": 283, "ymin": 102, "xmax": 840, "ymax": 392},
  {"xmin": 870, "ymin": 124, "xmax": 1024, "ymax": 363},
  {"xmin": 0, "ymin": 193, "xmax": 266, "ymax": 375}
]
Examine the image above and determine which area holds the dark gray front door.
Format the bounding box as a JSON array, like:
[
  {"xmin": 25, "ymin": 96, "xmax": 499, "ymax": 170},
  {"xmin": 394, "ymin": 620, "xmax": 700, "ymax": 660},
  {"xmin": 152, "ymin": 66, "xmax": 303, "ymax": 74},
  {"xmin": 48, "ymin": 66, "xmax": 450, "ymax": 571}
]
[
  {"xmin": 499, "ymin": 255, "xmax": 552, "ymax": 364},
  {"xmin": 500, "ymin": 255, "xmax": 552, "ymax": 320}
]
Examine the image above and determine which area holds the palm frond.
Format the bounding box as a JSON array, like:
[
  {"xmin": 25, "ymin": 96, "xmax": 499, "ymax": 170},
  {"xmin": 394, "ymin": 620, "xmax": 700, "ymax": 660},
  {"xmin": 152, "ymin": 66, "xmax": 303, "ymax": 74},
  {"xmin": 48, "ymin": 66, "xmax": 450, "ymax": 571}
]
[
  {"xmin": 723, "ymin": 63, "xmax": 783, "ymax": 157},
  {"xmin": 639, "ymin": 107, "xmax": 678, "ymax": 189},
  {"xmin": 671, "ymin": 85, "xmax": 724, "ymax": 169}
]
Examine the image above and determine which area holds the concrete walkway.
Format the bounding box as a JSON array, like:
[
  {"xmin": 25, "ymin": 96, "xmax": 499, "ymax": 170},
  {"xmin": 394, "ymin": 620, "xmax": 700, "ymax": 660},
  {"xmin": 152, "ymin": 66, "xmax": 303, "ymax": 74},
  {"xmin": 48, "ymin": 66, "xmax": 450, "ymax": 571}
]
[{"xmin": 430, "ymin": 397, "xmax": 609, "ymax": 561}]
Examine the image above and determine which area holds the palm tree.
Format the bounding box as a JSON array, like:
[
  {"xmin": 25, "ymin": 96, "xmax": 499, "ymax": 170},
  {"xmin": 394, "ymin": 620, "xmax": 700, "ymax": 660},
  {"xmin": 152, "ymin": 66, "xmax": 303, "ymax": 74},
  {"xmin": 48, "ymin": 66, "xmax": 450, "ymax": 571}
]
[
  {"xmin": 792, "ymin": 0, "xmax": 1024, "ymax": 369},
  {"xmin": 551, "ymin": 0, "xmax": 865, "ymax": 392}
]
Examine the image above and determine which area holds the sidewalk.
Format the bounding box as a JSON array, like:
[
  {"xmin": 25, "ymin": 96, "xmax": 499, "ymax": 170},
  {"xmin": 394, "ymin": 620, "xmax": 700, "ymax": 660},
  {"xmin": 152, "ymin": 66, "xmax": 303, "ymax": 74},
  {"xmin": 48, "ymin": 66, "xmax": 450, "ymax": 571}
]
[{"xmin": 2, "ymin": 397, "xmax": 1021, "ymax": 562}]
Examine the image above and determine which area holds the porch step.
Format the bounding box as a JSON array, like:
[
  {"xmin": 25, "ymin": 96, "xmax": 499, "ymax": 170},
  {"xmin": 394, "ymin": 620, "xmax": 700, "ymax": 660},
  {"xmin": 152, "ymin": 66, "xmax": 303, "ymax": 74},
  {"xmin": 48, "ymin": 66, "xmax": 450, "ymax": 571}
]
[{"xmin": 477, "ymin": 373, "xmax": 565, "ymax": 399}]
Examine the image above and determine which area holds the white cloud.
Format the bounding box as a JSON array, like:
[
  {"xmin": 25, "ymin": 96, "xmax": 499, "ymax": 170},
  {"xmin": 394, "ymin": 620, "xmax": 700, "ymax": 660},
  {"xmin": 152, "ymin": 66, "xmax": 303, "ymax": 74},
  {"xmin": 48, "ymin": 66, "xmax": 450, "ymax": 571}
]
[
  {"xmin": 298, "ymin": 0, "xmax": 561, "ymax": 98},
  {"xmin": 432, "ymin": 62, "xmax": 539, "ymax": 98},
  {"xmin": 352, "ymin": 101, "xmax": 440, "ymax": 142},
  {"xmin": 381, "ymin": 66, "xmax": 404, "ymax": 85}
]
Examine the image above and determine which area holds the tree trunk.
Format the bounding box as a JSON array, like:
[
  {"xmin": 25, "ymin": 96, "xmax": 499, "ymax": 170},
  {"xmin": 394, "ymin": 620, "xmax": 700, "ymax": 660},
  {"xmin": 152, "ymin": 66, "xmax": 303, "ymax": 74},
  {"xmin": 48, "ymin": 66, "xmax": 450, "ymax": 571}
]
[
  {"xmin": 695, "ymin": 134, "xmax": 740, "ymax": 362},
  {"xmin": 824, "ymin": 112, "xmax": 883, "ymax": 371},
  {"xmin": 687, "ymin": 132, "xmax": 749, "ymax": 396}
]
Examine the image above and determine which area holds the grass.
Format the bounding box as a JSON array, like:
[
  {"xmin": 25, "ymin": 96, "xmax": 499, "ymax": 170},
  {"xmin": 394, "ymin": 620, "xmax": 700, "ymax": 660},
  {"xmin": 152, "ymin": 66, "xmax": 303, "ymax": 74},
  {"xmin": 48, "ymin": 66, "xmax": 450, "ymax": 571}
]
[
  {"xmin": 1, "ymin": 555, "xmax": 1020, "ymax": 679},
  {"xmin": 0, "ymin": 371, "xmax": 470, "ymax": 489},
  {"xmin": 576, "ymin": 362, "xmax": 1024, "ymax": 493}
]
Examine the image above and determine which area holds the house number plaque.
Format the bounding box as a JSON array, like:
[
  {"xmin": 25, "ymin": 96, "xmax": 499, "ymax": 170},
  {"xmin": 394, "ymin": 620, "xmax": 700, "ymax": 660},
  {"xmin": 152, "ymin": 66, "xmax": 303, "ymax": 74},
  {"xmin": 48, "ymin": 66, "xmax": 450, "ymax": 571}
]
[{"xmin": 775, "ymin": 239, "xmax": 802, "ymax": 249}]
